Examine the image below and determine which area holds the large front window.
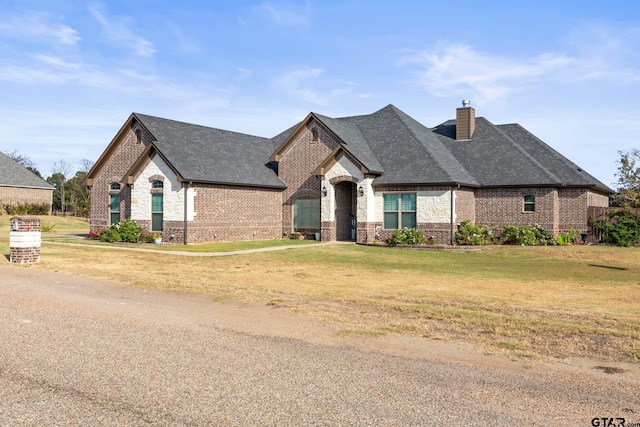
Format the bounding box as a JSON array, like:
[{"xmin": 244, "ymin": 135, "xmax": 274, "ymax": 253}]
[
  {"xmin": 384, "ymin": 193, "xmax": 416, "ymax": 229},
  {"xmin": 293, "ymin": 198, "xmax": 320, "ymax": 231},
  {"xmin": 152, "ymin": 193, "xmax": 163, "ymax": 231},
  {"xmin": 110, "ymin": 195, "xmax": 120, "ymax": 225}
]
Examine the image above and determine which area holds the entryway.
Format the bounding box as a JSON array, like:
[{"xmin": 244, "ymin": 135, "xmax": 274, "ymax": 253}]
[{"xmin": 334, "ymin": 181, "xmax": 356, "ymax": 241}]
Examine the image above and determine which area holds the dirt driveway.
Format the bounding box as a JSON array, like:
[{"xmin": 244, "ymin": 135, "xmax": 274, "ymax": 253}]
[{"xmin": 1, "ymin": 265, "xmax": 638, "ymax": 425}]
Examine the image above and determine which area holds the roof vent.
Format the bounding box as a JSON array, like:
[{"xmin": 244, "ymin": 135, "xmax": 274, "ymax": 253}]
[{"xmin": 462, "ymin": 100, "xmax": 470, "ymax": 108}]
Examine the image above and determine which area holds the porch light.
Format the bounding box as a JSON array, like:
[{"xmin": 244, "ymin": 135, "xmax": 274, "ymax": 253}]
[
  {"xmin": 358, "ymin": 185, "xmax": 364, "ymax": 197},
  {"xmin": 322, "ymin": 185, "xmax": 327, "ymax": 197}
]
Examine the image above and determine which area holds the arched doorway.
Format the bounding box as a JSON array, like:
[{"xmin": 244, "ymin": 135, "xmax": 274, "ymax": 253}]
[{"xmin": 334, "ymin": 181, "xmax": 356, "ymax": 241}]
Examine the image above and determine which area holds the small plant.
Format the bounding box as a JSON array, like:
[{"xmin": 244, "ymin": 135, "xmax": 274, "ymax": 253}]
[
  {"xmin": 455, "ymin": 220, "xmax": 494, "ymax": 245},
  {"xmin": 41, "ymin": 224, "xmax": 56, "ymax": 233},
  {"xmin": 386, "ymin": 228, "xmax": 426, "ymax": 245},
  {"xmin": 557, "ymin": 228, "xmax": 579, "ymax": 245}
]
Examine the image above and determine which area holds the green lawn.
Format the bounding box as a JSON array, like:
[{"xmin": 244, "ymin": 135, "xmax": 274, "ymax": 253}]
[{"xmin": 0, "ymin": 214, "xmax": 89, "ymax": 234}]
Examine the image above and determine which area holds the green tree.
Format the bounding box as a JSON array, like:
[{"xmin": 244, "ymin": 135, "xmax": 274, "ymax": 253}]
[{"xmin": 615, "ymin": 149, "xmax": 640, "ymax": 207}]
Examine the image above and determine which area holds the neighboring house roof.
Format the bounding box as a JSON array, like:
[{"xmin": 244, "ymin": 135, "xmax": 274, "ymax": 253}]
[
  {"xmin": 133, "ymin": 113, "xmax": 286, "ymax": 189},
  {"xmin": 0, "ymin": 151, "xmax": 54, "ymax": 190}
]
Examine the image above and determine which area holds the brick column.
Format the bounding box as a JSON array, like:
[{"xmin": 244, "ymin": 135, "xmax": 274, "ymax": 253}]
[{"xmin": 9, "ymin": 216, "xmax": 41, "ymax": 264}]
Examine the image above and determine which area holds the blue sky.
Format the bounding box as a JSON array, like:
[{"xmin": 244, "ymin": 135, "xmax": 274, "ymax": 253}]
[{"xmin": 1, "ymin": 0, "xmax": 639, "ymax": 186}]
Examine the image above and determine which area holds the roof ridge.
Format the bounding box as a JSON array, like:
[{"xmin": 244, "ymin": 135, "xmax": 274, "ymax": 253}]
[
  {"xmin": 388, "ymin": 106, "xmax": 456, "ymax": 182},
  {"xmin": 489, "ymin": 120, "xmax": 562, "ymax": 183},
  {"xmin": 134, "ymin": 113, "xmax": 271, "ymax": 141}
]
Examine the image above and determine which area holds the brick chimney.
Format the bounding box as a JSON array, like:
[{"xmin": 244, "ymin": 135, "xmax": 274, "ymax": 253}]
[{"xmin": 456, "ymin": 100, "xmax": 475, "ymax": 140}]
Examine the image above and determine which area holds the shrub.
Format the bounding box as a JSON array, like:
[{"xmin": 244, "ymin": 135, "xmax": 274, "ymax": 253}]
[
  {"xmin": 386, "ymin": 228, "xmax": 426, "ymax": 245},
  {"xmin": 500, "ymin": 224, "xmax": 555, "ymax": 246},
  {"xmin": 41, "ymin": 224, "xmax": 56, "ymax": 233},
  {"xmin": 4, "ymin": 203, "xmax": 50, "ymax": 215},
  {"xmin": 97, "ymin": 219, "xmax": 144, "ymax": 243},
  {"xmin": 591, "ymin": 208, "xmax": 640, "ymax": 247},
  {"xmin": 455, "ymin": 220, "xmax": 494, "ymax": 245}
]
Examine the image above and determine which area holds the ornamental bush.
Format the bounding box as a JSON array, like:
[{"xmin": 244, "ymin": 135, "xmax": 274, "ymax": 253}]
[
  {"xmin": 500, "ymin": 224, "xmax": 555, "ymax": 246},
  {"xmin": 455, "ymin": 220, "xmax": 494, "ymax": 245},
  {"xmin": 98, "ymin": 219, "xmax": 144, "ymax": 243},
  {"xmin": 386, "ymin": 227, "xmax": 426, "ymax": 245}
]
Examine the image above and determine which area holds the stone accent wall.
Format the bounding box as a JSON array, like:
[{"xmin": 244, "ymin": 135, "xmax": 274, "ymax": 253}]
[
  {"xmin": 186, "ymin": 183, "xmax": 282, "ymax": 243},
  {"xmin": 89, "ymin": 122, "xmax": 150, "ymax": 232},
  {"xmin": 279, "ymin": 119, "xmax": 340, "ymax": 236},
  {"xmin": 0, "ymin": 187, "xmax": 52, "ymax": 212}
]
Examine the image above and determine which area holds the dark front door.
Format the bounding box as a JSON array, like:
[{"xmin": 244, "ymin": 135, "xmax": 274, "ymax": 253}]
[{"xmin": 335, "ymin": 181, "xmax": 356, "ymax": 241}]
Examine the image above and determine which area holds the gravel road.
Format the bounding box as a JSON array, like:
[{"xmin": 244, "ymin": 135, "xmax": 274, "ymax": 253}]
[{"xmin": 1, "ymin": 265, "xmax": 638, "ymax": 426}]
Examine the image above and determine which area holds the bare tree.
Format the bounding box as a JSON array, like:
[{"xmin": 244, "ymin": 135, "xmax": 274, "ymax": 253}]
[
  {"xmin": 51, "ymin": 160, "xmax": 73, "ymax": 216},
  {"xmin": 80, "ymin": 158, "xmax": 94, "ymax": 174},
  {"xmin": 4, "ymin": 150, "xmax": 42, "ymax": 177}
]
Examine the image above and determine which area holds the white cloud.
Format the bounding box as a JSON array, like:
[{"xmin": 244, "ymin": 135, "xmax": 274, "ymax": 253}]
[
  {"xmin": 257, "ymin": 1, "xmax": 310, "ymax": 27},
  {"xmin": 89, "ymin": 6, "xmax": 156, "ymax": 57},
  {"xmin": 274, "ymin": 66, "xmax": 329, "ymax": 105},
  {"xmin": 0, "ymin": 12, "xmax": 80, "ymax": 45},
  {"xmin": 399, "ymin": 37, "xmax": 640, "ymax": 104}
]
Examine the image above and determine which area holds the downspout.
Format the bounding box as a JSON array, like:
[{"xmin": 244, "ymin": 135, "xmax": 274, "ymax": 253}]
[
  {"xmin": 450, "ymin": 185, "xmax": 458, "ymax": 245},
  {"xmin": 183, "ymin": 182, "xmax": 190, "ymax": 245}
]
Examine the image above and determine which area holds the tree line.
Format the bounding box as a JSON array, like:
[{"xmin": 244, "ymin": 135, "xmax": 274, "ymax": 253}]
[{"xmin": 4, "ymin": 150, "xmax": 94, "ymax": 217}]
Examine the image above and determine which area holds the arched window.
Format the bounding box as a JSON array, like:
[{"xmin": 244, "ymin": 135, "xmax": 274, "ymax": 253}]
[
  {"xmin": 152, "ymin": 180, "xmax": 163, "ymax": 189},
  {"xmin": 311, "ymin": 128, "xmax": 319, "ymax": 142},
  {"xmin": 110, "ymin": 182, "xmax": 121, "ymax": 191}
]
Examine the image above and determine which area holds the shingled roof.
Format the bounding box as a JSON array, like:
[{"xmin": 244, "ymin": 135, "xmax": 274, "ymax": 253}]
[
  {"xmin": 0, "ymin": 151, "xmax": 54, "ymax": 190},
  {"xmin": 134, "ymin": 113, "xmax": 286, "ymax": 188},
  {"xmin": 115, "ymin": 104, "xmax": 609, "ymax": 194},
  {"xmin": 311, "ymin": 105, "xmax": 610, "ymax": 192}
]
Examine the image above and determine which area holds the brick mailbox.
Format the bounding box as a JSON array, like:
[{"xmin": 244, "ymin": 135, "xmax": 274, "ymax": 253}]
[{"xmin": 9, "ymin": 216, "xmax": 41, "ymax": 264}]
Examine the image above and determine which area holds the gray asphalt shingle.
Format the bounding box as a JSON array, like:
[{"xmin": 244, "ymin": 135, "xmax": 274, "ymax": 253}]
[
  {"xmin": 134, "ymin": 113, "xmax": 286, "ymax": 188},
  {"xmin": 131, "ymin": 104, "xmax": 609, "ymax": 193},
  {"xmin": 0, "ymin": 151, "xmax": 54, "ymax": 189}
]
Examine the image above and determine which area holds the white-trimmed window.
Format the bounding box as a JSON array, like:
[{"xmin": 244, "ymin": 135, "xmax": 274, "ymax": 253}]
[
  {"xmin": 293, "ymin": 198, "xmax": 320, "ymax": 231},
  {"xmin": 109, "ymin": 182, "xmax": 121, "ymax": 225},
  {"xmin": 524, "ymin": 195, "xmax": 535, "ymax": 212},
  {"xmin": 384, "ymin": 193, "xmax": 416, "ymax": 229},
  {"xmin": 110, "ymin": 195, "xmax": 120, "ymax": 225},
  {"xmin": 151, "ymin": 180, "xmax": 163, "ymax": 231}
]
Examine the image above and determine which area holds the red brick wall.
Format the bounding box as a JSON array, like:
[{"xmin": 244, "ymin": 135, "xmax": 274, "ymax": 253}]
[
  {"xmin": 279, "ymin": 119, "xmax": 340, "ymax": 235},
  {"xmin": 455, "ymin": 187, "xmax": 475, "ymax": 223},
  {"xmin": 0, "ymin": 187, "xmax": 52, "ymax": 212},
  {"xmin": 558, "ymin": 189, "xmax": 610, "ymax": 233},
  {"xmin": 90, "ymin": 122, "xmax": 149, "ymax": 232},
  {"xmin": 475, "ymin": 187, "xmax": 558, "ymax": 232},
  {"xmin": 186, "ymin": 183, "xmax": 282, "ymax": 243}
]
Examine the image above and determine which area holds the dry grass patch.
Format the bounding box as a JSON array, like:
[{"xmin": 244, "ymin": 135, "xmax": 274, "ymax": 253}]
[{"xmin": 2, "ymin": 241, "xmax": 639, "ymax": 362}]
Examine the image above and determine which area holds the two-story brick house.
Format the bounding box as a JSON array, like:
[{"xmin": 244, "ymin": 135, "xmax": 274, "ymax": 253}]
[{"xmin": 86, "ymin": 102, "xmax": 611, "ymax": 244}]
